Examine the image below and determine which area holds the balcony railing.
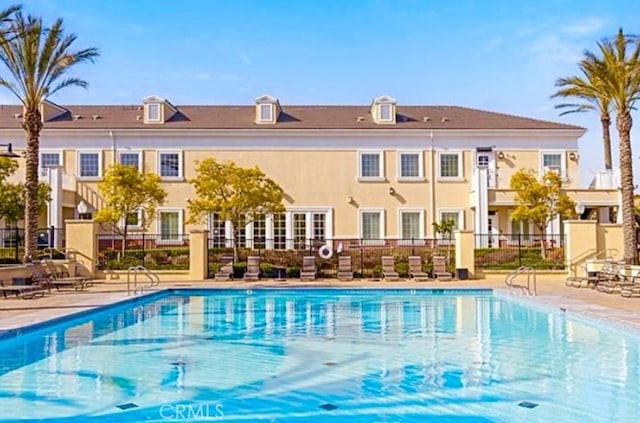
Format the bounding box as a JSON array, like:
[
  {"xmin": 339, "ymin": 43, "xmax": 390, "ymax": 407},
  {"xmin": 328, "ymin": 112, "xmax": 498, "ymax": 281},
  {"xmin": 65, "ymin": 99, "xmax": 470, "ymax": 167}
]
[{"xmin": 490, "ymin": 168, "xmax": 619, "ymax": 190}]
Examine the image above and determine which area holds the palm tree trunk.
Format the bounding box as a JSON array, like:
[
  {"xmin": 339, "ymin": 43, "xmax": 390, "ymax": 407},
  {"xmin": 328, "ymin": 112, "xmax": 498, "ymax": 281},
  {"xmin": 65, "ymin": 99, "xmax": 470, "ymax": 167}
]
[
  {"xmin": 616, "ymin": 111, "xmax": 637, "ymax": 264},
  {"xmin": 601, "ymin": 113, "xmax": 612, "ymax": 170},
  {"xmin": 22, "ymin": 107, "xmax": 42, "ymax": 262}
]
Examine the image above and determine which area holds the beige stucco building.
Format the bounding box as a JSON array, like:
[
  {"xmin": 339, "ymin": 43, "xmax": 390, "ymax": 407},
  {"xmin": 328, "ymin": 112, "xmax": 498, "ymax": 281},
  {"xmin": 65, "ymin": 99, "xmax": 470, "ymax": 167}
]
[{"xmin": 0, "ymin": 94, "xmax": 620, "ymax": 248}]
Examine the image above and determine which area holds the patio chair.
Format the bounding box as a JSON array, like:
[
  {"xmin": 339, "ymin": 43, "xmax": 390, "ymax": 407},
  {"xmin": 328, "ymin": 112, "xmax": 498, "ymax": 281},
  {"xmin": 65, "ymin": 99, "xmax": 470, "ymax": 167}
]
[
  {"xmin": 337, "ymin": 255, "xmax": 354, "ymax": 281},
  {"xmin": 594, "ymin": 260, "xmax": 626, "ymax": 293},
  {"xmin": 300, "ymin": 256, "xmax": 317, "ymax": 281},
  {"xmin": 214, "ymin": 256, "xmax": 234, "ymax": 281},
  {"xmin": 432, "ymin": 256, "xmax": 452, "ymax": 281},
  {"xmin": 620, "ymin": 277, "xmax": 640, "ymax": 298},
  {"xmin": 381, "ymin": 256, "xmax": 399, "ymax": 281},
  {"xmin": 409, "ymin": 256, "xmax": 430, "ymax": 282},
  {"xmin": 0, "ymin": 277, "xmax": 46, "ymax": 299},
  {"xmin": 243, "ymin": 256, "xmax": 260, "ymax": 281},
  {"xmin": 30, "ymin": 260, "xmax": 92, "ymax": 291}
]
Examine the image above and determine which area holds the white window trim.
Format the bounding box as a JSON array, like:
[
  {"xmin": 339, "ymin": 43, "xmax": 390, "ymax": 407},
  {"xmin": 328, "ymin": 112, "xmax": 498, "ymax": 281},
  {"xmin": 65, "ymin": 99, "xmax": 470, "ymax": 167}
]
[
  {"xmin": 284, "ymin": 206, "xmax": 333, "ymax": 249},
  {"xmin": 156, "ymin": 208, "xmax": 184, "ymax": 244},
  {"xmin": 437, "ymin": 150, "xmax": 463, "ymax": 181},
  {"xmin": 76, "ymin": 150, "xmax": 103, "ymax": 180},
  {"xmin": 540, "ymin": 150, "xmax": 566, "ymax": 180},
  {"xmin": 357, "ymin": 150, "xmax": 385, "ymax": 182},
  {"xmin": 39, "ymin": 149, "xmax": 63, "ymax": 178},
  {"xmin": 358, "ymin": 208, "xmax": 385, "ymax": 244},
  {"xmin": 436, "ymin": 208, "xmax": 464, "ymax": 237},
  {"xmin": 379, "ymin": 103, "xmax": 394, "ymax": 122},
  {"xmin": 156, "ymin": 150, "xmax": 183, "ymax": 180},
  {"xmin": 120, "ymin": 209, "xmax": 144, "ymax": 231},
  {"xmin": 397, "ymin": 208, "xmax": 425, "ymax": 243},
  {"xmin": 258, "ymin": 103, "xmax": 273, "ymax": 122},
  {"xmin": 145, "ymin": 103, "xmax": 162, "ymax": 123},
  {"xmin": 117, "ymin": 150, "xmax": 142, "ymax": 172},
  {"xmin": 397, "ymin": 150, "xmax": 424, "ymax": 181}
]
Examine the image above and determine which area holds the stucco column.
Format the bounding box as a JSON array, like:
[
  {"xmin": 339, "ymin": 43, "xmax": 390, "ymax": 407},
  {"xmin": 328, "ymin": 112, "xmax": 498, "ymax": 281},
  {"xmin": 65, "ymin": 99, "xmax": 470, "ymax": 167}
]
[
  {"xmin": 564, "ymin": 219, "xmax": 597, "ymax": 278},
  {"xmin": 65, "ymin": 220, "xmax": 100, "ymax": 276},
  {"xmin": 189, "ymin": 229, "xmax": 209, "ymax": 281},
  {"xmin": 454, "ymin": 229, "xmax": 475, "ymax": 279}
]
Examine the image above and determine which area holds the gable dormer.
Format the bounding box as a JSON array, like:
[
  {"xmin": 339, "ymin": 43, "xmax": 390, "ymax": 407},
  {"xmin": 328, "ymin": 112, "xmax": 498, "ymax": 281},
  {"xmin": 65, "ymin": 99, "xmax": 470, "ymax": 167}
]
[
  {"xmin": 142, "ymin": 95, "xmax": 178, "ymax": 124},
  {"xmin": 370, "ymin": 95, "xmax": 397, "ymax": 124},
  {"xmin": 38, "ymin": 99, "xmax": 68, "ymax": 122},
  {"xmin": 254, "ymin": 94, "xmax": 281, "ymax": 124}
]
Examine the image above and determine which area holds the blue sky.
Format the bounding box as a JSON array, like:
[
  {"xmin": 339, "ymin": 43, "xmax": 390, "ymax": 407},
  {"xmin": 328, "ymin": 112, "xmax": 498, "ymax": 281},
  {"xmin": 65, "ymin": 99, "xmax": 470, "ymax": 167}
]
[{"xmin": 2, "ymin": 0, "xmax": 640, "ymax": 179}]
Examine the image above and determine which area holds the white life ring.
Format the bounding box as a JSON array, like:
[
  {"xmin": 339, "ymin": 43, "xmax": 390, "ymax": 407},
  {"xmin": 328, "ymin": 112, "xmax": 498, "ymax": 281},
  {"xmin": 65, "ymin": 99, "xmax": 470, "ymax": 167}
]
[{"xmin": 318, "ymin": 245, "xmax": 333, "ymax": 259}]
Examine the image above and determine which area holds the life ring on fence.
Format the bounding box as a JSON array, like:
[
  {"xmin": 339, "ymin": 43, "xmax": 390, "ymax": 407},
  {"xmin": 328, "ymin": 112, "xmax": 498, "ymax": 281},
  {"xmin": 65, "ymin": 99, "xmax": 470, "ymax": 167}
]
[{"xmin": 318, "ymin": 245, "xmax": 333, "ymax": 259}]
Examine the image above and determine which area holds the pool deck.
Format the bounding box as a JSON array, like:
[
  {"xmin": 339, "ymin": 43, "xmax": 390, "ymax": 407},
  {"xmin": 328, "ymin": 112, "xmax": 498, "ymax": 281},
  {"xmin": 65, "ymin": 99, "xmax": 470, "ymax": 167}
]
[{"xmin": 1, "ymin": 277, "xmax": 639, "ymax": 333}]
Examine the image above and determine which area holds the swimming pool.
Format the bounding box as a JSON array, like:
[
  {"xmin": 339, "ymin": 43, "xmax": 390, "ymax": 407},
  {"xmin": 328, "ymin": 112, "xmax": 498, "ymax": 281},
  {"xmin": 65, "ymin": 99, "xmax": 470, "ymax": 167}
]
[{"xmin": 0, "ymin": 288, "xmax": 638, "ymax": 422}]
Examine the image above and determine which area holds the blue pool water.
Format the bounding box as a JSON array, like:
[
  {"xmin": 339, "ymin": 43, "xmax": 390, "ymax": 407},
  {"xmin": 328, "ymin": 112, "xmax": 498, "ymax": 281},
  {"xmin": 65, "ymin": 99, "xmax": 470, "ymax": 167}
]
[{"xmin": 0, "ymin": 289, "xmax": 639, "ymax": 422}]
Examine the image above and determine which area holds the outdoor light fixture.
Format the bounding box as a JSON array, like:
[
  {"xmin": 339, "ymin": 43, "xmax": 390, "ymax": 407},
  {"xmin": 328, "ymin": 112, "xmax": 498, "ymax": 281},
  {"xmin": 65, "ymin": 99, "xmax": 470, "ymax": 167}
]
[
  {"xmin": 0, "ymin": 143, "xmax": 19, "ymax": 158},
  {"xmin": 569, "ymin": 152, "xmax": 578, "ymax": 161},
  {"xmin": 389, "ymin": 187, "xmax": 396, "ymax": 196},
  {"xmin": 497, "ymin": 152, "xmax": 505, "ymax": 159},
  {"xmin": 575, "ymin": 201, "xmax": 585, "ymax": 218}
]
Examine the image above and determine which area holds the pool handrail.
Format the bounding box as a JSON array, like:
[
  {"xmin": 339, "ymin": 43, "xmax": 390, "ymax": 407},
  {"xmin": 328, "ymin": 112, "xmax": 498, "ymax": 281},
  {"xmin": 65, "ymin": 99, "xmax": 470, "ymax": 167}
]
[
  {"xmin": 505, "ymin": 266, "xmax": 536, "ymax": 296},
  {"xmin": 127, "ymin": 265, "xmax": 160, "ymax": 295}
]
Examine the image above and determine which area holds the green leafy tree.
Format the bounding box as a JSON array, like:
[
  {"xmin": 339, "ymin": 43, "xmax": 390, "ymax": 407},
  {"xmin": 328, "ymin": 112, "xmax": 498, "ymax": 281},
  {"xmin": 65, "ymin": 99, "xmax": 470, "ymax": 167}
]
[
  {"xmin": 0, "ymin": 11, "xmax": 99, "ymax": 261},
  {"xmin": 187, "ymin": 158, "xmax": 285, "ymax": 261},
  {"xmin": 94, "ymin": 164, "xmax": 167, "ymax": 258},
  {"xmin": 510, "ymin": 169, "xmax": 576, "ymax": 259},
  {"xmin": 0, "ymin": 156, "xmax": 51, "ymax": 227},
  {"xmin": 432, "ymin": 219, "xmax": 456, "ymax": 244}
]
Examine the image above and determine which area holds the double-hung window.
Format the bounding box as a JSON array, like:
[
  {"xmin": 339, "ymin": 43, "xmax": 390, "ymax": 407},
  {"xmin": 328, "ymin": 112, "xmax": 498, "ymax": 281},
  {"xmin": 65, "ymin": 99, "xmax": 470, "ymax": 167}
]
[
  {"xmin": 119, "ymin": 152, "xmax": 141, "ymax": 171},
  {"xmin": 436, "ymin": 209, "xmax": 463, "ymax": 241},
  {"xmin": 438, "ymin": 151, "xmax": 462, "ymax": 180},
  {"xmin": 541, "ymin": 152, "xmax": 563, "ymax": 177},
  {"xmin": 379, "ymin": 104, "xmax": 393, "ymax": 122},
  {"xmin": 41, "ymin": 152, "xmax": 60, "ymax": 168},
  {"xmin": 398, "ymin": 151, "xmax": 423, "ymax": 180},
  {"xmin": 158, "ymin": 151, "xmax": 182, "ymax": 179},
  {"xmin": 358, "ymin": 151, "xmax": 384, "ymax": 181},
  {"xmin": 77, "ymin": 151, "xmax": 101, "ymax": 178}
]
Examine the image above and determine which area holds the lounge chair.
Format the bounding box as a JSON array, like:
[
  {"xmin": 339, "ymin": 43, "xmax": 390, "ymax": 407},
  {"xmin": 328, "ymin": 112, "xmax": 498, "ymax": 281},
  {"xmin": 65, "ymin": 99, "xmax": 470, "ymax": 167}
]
[
  {"xmin": 409, "ymin": 256, "xmax": 430, "ymax": 282},
  {"xmin": 432, "ymin": 256, "xmax": 452, "ymax": 281},
  {"xmin": 621, "ymin": 278, "xmax": 640, "ymax": 297},
  {"xmin": 300, "ymin": 256, "xmax": 317, "ymax": 281},
  {"xmin": 381, "ymin": 256, "xmax": 399, "ymax": 281},
  {"xmin": 30, "ymin": 261, "xmax": 92, "ymax": 291},
  {"xmin": 0, "ymin": 277, "xmax": 46, "ymax": 299},
  {"xmin": 244, "ymin": 256, "xmax": 260, "ymax": 281},
  {"xmin": 337, "ymin": 255, "xmax": 354, "ymax": 281},
  {"xmin": 595, "ymin": 260, "xmax": 626, "ymax": 293},
  {"xmin": 214, "ymin": 256, "xmax": 234, "ymax": 281}
]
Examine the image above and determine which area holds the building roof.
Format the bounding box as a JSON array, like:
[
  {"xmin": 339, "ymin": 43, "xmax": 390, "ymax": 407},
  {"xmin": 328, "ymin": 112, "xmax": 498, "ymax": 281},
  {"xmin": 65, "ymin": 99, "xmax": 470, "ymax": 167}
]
[{"xmin": 0, "ymin": 104, "xmax": 583, "ymax": 131}]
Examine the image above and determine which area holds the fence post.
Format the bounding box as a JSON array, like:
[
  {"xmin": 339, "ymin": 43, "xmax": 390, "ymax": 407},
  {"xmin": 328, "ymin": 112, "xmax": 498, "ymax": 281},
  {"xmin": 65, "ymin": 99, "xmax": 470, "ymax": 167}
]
[
  {"xmin": 14, "ymin": 226, "xmax": 19, "ymax": 263},
  {"xmin": 141, "ymin": 233, "xmax": 146, "ymax": 267},
  {"xmin": 360, "ymin": 240, "xmax": 364, "ymax": 277}
]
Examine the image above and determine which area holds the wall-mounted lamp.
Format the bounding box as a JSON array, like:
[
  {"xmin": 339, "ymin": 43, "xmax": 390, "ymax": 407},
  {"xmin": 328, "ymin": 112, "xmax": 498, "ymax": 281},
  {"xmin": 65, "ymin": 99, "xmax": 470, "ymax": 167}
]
[
  {"xmin": 497, "ymin": 151, "xmax": 505, "ymax": 160},
  {"xmin": 347, "ymin": 196, "xmax": 354, "ymax": 204},
  {"xmin": 389, "ymin": 187, "xmax": 396, "ymax": 196},
  {"xmin": 575, "ymin": 201, "xmax": 585, "ymax": 218},
  {"xmin": 0, "ymin": 143, "xmax": 19, "ymax": 158},
  {"xmin": 569, "ymin": 152, "xmax": 578, "ymax": 161}
]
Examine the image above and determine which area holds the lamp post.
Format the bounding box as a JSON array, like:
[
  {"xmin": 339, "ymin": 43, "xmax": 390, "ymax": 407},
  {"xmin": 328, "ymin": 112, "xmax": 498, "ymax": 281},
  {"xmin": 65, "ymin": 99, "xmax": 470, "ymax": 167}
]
[{"xmin": 0, "ymin": 143, "xmax": 19, "ymax": 158}]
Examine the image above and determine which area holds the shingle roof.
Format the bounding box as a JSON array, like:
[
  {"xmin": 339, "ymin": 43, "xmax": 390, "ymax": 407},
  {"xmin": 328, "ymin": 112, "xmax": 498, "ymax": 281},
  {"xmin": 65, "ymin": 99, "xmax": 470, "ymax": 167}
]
[{"xmin": 0, "ymin": 104, "xmax": 583, "ymax": 130}]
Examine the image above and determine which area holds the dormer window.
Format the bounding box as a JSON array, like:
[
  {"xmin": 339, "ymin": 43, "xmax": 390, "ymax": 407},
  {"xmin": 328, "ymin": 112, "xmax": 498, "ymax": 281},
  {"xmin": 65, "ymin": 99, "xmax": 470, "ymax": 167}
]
[
  {"xmin": 379, "ymin": 104, "xmax": 392, "ymax": 122},
  {"xmin": 254, "ymin": 94, "xmax": 281, "ymax": 124},
  {"xmin": 146, "ymin": 103, "xmax": 161, "ymax": 122},
  {"xmin": 142, "ymin": 95, "xmax": 178, "ymax": 124},
  {"xmin": 370, "ymin": 95, "xmax": 397, "ymax": 124},
  {"xmin": 259, "ymin": 103, "xmax": 273, "ymax": 122}
]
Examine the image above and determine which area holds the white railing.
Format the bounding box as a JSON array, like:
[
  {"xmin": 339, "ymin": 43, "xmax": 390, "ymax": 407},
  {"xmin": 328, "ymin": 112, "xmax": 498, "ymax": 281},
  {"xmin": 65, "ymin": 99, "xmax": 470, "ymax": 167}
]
[{"xmin": 493, "ymin": 168, "xmax": 620, "ymax": 190}]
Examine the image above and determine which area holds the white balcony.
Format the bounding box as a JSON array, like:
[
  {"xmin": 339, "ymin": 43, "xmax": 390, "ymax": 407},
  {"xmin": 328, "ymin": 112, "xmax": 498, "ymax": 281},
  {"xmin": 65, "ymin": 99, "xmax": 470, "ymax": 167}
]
[
  {"xmin": 492, "ymin": 168, "xmax": 620, "ymax": 190},
  {"xmin": 39, "ymin": 167, "xmax": 76, "ymax": 191}
]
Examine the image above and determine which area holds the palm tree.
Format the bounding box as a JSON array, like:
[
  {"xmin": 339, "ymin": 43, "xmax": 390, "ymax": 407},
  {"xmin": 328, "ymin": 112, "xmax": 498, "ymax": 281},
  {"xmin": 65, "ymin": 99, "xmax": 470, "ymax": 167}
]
[
  {"xmin": 593, "ymin": 29, "xmax": 640, "ymax": 263},
  {"xmin": 0, "ymin": 12, "xmax": 98, "ymax": 260},
  {"xmin": 552, "ymin": 56, "xmax": 613, "ymax": 170}
]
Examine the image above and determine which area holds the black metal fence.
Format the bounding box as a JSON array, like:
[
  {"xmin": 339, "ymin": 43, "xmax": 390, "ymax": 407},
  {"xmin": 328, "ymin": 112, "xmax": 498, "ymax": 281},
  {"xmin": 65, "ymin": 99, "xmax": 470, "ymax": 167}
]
[
  {"xmin": 207, "ymin": 238, "xmax": 456, "ymax": 279},
  {"xmin": 96, "ymin": 233, "xmax": 190, "ymax": 270},
  {"xmin": 0, "ymin": 227, "xmax": 66, "ymax": 264},
  {"xmin": 474, "ymin": 233, "xmax": 566, "ymax": 270}
]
